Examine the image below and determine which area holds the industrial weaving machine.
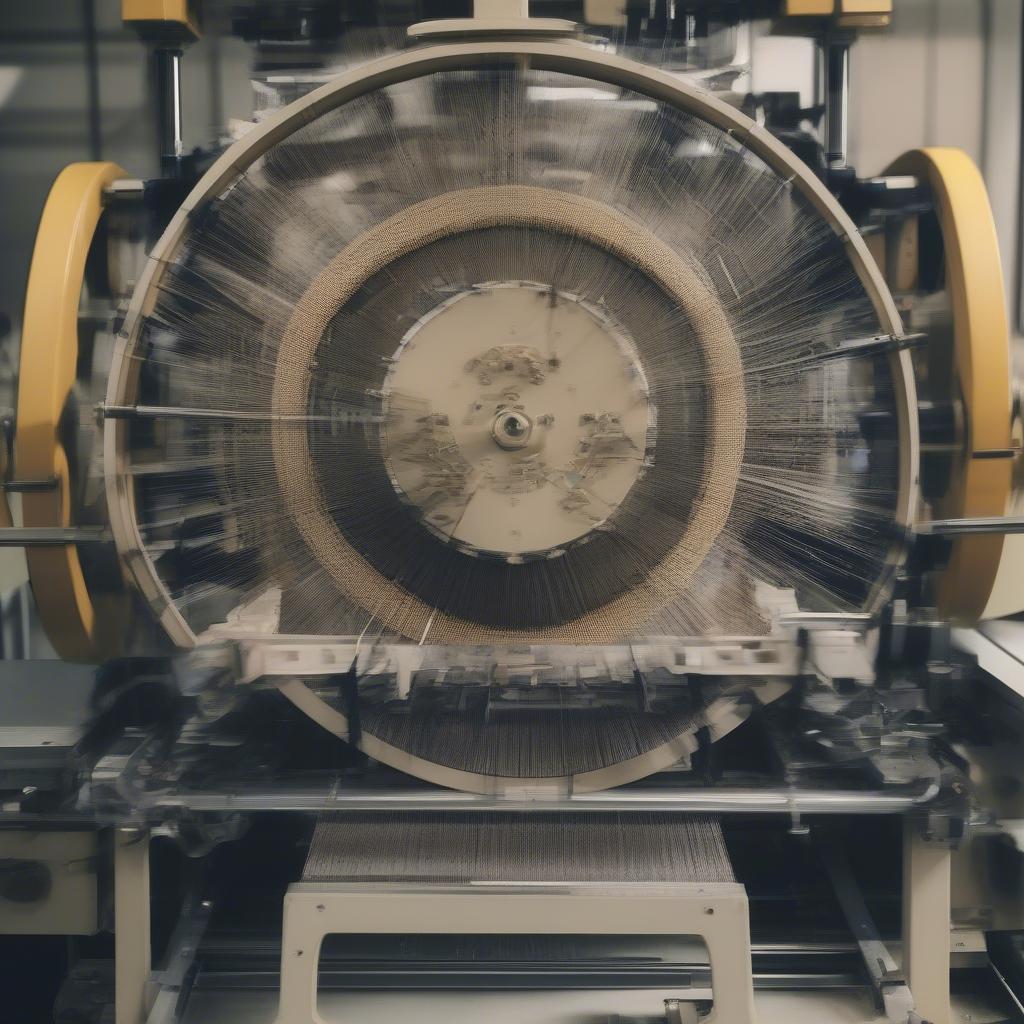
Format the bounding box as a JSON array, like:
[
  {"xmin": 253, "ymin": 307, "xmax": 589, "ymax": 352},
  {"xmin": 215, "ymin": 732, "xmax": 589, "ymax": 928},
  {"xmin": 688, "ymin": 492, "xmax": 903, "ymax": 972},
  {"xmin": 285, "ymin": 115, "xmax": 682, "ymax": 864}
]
[{"xmin": 3, "ymin": 2, "xmax": 1024, "ymax": 1022}]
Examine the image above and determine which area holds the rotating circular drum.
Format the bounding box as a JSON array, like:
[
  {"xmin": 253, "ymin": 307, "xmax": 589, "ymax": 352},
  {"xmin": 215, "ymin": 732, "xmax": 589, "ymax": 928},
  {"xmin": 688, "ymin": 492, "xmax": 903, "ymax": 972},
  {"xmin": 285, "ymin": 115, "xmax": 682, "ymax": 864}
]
[{"xmin": 105, "ymin": 39, "xmax": 918, "ymax": 793}]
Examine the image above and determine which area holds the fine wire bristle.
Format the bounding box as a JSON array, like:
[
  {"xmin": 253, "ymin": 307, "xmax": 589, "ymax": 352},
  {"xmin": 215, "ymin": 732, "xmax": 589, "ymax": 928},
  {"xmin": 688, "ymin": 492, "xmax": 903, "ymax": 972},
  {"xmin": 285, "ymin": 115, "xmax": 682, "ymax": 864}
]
[
  {"xmin": 304, "ymin": 812, "xmax": 735, "ymax": 884},
  {"xmin": 122, "ymin": 60, "xmax": 903, "ymax": 781}
]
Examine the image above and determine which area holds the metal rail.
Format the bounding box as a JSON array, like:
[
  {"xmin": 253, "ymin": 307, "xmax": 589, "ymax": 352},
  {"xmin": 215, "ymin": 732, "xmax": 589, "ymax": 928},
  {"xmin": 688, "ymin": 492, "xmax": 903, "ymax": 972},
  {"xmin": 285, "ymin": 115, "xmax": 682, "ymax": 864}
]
[{"xmin": 143, "ymin": 782, "xmax": 940, "ymax": 815}]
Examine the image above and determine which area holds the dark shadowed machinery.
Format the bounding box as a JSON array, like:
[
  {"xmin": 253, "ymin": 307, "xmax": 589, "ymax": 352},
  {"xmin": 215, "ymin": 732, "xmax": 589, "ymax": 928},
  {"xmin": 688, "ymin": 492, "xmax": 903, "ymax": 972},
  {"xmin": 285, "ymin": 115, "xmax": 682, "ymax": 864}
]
[{"xmin": 2, "ymin": 1, "xmax": 1024, "ymax": 1022}]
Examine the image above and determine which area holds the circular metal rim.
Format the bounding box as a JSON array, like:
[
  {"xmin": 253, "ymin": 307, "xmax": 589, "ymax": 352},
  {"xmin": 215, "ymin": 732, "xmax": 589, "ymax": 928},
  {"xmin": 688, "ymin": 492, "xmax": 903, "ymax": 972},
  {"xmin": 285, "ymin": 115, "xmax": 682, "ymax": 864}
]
[
  {"xmin": 105, "ymin": 39, "xmax": 918, "ymax": 794},
  {"xmin": 106, "ymin": 39, "xmax": 918, "ymax": 651},
  {"xmin": 108, "ymin": 39, "xmax": 917, "ymax": 630}
]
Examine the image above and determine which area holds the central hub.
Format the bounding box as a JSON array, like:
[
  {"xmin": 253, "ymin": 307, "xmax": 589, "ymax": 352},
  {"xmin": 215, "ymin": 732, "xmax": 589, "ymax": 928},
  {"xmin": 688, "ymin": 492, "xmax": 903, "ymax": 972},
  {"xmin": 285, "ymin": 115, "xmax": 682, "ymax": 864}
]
[
  {"xmin": 380, "ymin": 282, "xmax": 651, "ymax": 560},
  {"xmin": 492, "ymin": 410, "xmax": 533, "ymax": 450}
]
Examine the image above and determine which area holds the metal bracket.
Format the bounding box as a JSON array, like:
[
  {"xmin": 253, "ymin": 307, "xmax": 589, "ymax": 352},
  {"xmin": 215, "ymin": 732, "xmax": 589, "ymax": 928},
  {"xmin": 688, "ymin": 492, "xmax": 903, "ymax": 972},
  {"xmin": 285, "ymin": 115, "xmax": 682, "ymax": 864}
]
[
  {"xmin": 812, "ymin": 332, "xmax": 927, "ymax": 364},
  {"xmin": 103, "ymin": 178, "xmax": 147, "ymax": 205},
  {"xmin": 407, "ymin": 0, "xmax": 576, "ymax": 40},
  {"xmin": 664, "ymin": 998, "xmax": 700, "ymax": 1024}
]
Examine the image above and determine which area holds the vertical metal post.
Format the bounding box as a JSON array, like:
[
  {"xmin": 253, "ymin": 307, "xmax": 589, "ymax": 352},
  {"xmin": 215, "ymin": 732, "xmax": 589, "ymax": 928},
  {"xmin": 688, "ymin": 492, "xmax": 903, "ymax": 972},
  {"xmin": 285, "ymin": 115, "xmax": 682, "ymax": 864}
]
[
  {"xmin": 824, "ymin": 35, "xmax": 851, "ymax": 167},
  {"xmin": 902, "ymin": 818, "xmax": 953, "ymax": 1024},
  {"xmin": 82, "ymin": 0, "xmax": 102, "ymax": 160},
  {"xmin": 155, "ymin": 48, "xmax": 184, "ymax": 177},
  {"xmin": 115, "ymin": 829, "xmax": 151, "ymax": 1024}
]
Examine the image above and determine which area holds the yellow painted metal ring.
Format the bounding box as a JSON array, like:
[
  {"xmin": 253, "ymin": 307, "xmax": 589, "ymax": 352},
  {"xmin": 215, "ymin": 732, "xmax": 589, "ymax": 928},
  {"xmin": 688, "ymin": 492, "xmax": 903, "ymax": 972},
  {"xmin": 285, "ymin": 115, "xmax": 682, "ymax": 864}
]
[
  {"xmin": 17, "ymin": 161, "xmax": 126, "ymax": 661},
  {"xmin": 887, "ymin": 148, "xmax": 1013, "ymax": 622}
]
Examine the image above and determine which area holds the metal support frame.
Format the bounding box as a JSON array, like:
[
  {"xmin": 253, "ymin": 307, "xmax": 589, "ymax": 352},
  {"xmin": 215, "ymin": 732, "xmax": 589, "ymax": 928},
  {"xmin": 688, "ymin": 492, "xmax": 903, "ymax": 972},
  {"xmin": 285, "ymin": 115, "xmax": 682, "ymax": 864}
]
[
  {"xmin": 273, "ymin": 882, "xmax": 756, "ymax": 1024},
  {"xmin": 154, "ymin": 47, "xmax": 184, "ymax": 177},
  {"xmin": 902, "ymin": 820, "xmax": 953, "ymax": 1024},
  {"xmin": 132, "ymin": 780, "xmax": 941, "ymax": 817},
  {"xmin": 822, "ymin": 838, "xmax": 915, "ymax": 1021},
  {"xmin": 824, "ymin": 33, "xmax": 852, "ymax": 166},
  {"xmin": 145, "ymin": 893, "xmax": 213, "ymax": 1024},
  {"xmin": 114, "ymin": 828, "xmax": 152, "ymax": 1024}
]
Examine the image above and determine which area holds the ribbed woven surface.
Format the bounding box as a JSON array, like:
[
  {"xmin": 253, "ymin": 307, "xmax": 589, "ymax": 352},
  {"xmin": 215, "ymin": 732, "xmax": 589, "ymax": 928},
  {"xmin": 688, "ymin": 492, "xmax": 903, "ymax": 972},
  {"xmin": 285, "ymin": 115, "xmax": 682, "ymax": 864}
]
[
  {"xmin": 273, "ymin": 185, "xmax": 744, "ymax": 645},
  {"xmin": 355, "ymin": 704, "xmax": 705, "ymax": 779},
  {"xmin": 303, "ymin": 812, "xmax": 734, "ymax": 884}
]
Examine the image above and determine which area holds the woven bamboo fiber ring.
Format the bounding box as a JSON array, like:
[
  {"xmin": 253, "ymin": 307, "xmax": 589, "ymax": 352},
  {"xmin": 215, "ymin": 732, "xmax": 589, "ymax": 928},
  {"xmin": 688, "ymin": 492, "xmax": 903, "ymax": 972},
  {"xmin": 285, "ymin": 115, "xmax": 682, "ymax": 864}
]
[{"xmin": 271, "ymin": 184, "xmax": 746, "ymax": 643}]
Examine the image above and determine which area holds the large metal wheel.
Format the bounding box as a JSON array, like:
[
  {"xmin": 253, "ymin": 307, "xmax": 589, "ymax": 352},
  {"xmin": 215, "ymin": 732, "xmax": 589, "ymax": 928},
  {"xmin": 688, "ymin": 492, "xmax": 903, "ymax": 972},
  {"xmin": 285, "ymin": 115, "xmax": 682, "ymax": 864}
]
[{"xmin": 104, "ymin": 39, "xmax": 918, "ymax": 793}]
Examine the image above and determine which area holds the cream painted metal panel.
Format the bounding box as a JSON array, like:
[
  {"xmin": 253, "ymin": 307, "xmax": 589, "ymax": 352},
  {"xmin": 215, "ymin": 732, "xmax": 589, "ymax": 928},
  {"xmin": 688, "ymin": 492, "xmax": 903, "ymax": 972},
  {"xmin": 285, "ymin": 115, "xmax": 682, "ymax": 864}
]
[{"xmin": 0, "ymin": 830, "xmax": 97, "ymax": 935}]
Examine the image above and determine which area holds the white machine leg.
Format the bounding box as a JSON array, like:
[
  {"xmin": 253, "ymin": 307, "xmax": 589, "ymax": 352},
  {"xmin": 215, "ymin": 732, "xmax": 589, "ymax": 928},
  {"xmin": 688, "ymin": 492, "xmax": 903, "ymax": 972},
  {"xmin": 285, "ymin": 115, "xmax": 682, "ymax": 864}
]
[
  {"xmin": 903, "ymin": 819, "xmax": 952, "ymax": 1024},
  {"xmin": 273, "ymin": 883, "xmax": 756, "ymax": 1024},
  {"xmin": 115, "ymin": 828, "xmax": 151, "ymax": 1024},
  {"xmin": 696, "ymin": 886, "xmax": 757, "ymax": 1024},
  {"xmin": 276, "ymin": 889, "xmax": 330, "ymax": 1024}
]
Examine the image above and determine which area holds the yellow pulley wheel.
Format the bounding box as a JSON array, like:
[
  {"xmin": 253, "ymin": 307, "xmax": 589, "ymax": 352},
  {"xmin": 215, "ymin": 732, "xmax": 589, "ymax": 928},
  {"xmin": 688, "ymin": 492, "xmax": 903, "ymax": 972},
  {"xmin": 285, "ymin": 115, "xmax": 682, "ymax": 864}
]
[
  {"xmin": 16, "ymin": 162, "xmax": 126, "ymax": 661},
  {"xmin": 887, "ymin": 148, "xmax": 1013, "ymax": 622}
]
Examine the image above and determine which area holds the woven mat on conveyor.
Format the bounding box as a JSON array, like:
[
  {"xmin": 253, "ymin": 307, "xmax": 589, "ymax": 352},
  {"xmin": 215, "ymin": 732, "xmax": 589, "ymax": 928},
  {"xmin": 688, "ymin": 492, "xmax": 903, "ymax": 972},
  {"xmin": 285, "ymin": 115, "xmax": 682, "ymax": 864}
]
[{"xmin": 303, "ymin": 812, "xmax": 733, "ymax": 885}]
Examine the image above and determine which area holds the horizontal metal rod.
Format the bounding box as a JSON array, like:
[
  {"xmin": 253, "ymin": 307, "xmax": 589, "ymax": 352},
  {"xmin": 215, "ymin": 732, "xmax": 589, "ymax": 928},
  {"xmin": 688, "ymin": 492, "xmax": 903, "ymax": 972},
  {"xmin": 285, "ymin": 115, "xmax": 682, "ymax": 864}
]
[
  {"xmin": 0, "ymin": 526, "xmax": 108, "ymax": 546},
  {"xmin": 187, "ymin": 941, "xmax": 865, "ymax": 994},
  {"xmin": 2, "ymin": 477, "xmax": 58, "ymax": 493},
  {"xmin": 99, "ymin": 403, "xmax": 382, "ymax": 425},
  {"xmin": 972, "ymin": 448, "xmax": 1017, "ymax": 460},
  {"xmin": 143, "ymin": 782, "xmax": 939, "ymax": 815},
  {"xmin": 778, "ymin": 612, "xmax": 873, "ymax": 631},
  {"xmin": 811, "ymin": 332, "xmax": 926, "ymax": 364},
  {"xmin": 193, "ymin": 968, "xmax": 861, "ymax": 992},
  {"xmin": 100, "ymin": 403, "xmax": 331, "ymax": 423},
  {"xmin": 197, "ymin": 936, "xmax": 859, "ymax": 957},
  {"xmin": 917, "ymin": 516, "xmax": 1024, "ymax": 536}
]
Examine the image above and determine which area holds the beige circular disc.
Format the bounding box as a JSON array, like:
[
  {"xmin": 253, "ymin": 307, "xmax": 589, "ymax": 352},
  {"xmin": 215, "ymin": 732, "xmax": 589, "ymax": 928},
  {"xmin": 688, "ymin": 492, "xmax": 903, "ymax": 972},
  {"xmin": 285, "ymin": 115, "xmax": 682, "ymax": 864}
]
[{"xmin": 381, "ymin": 281, "xmax": 653, "ymax": 559}]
